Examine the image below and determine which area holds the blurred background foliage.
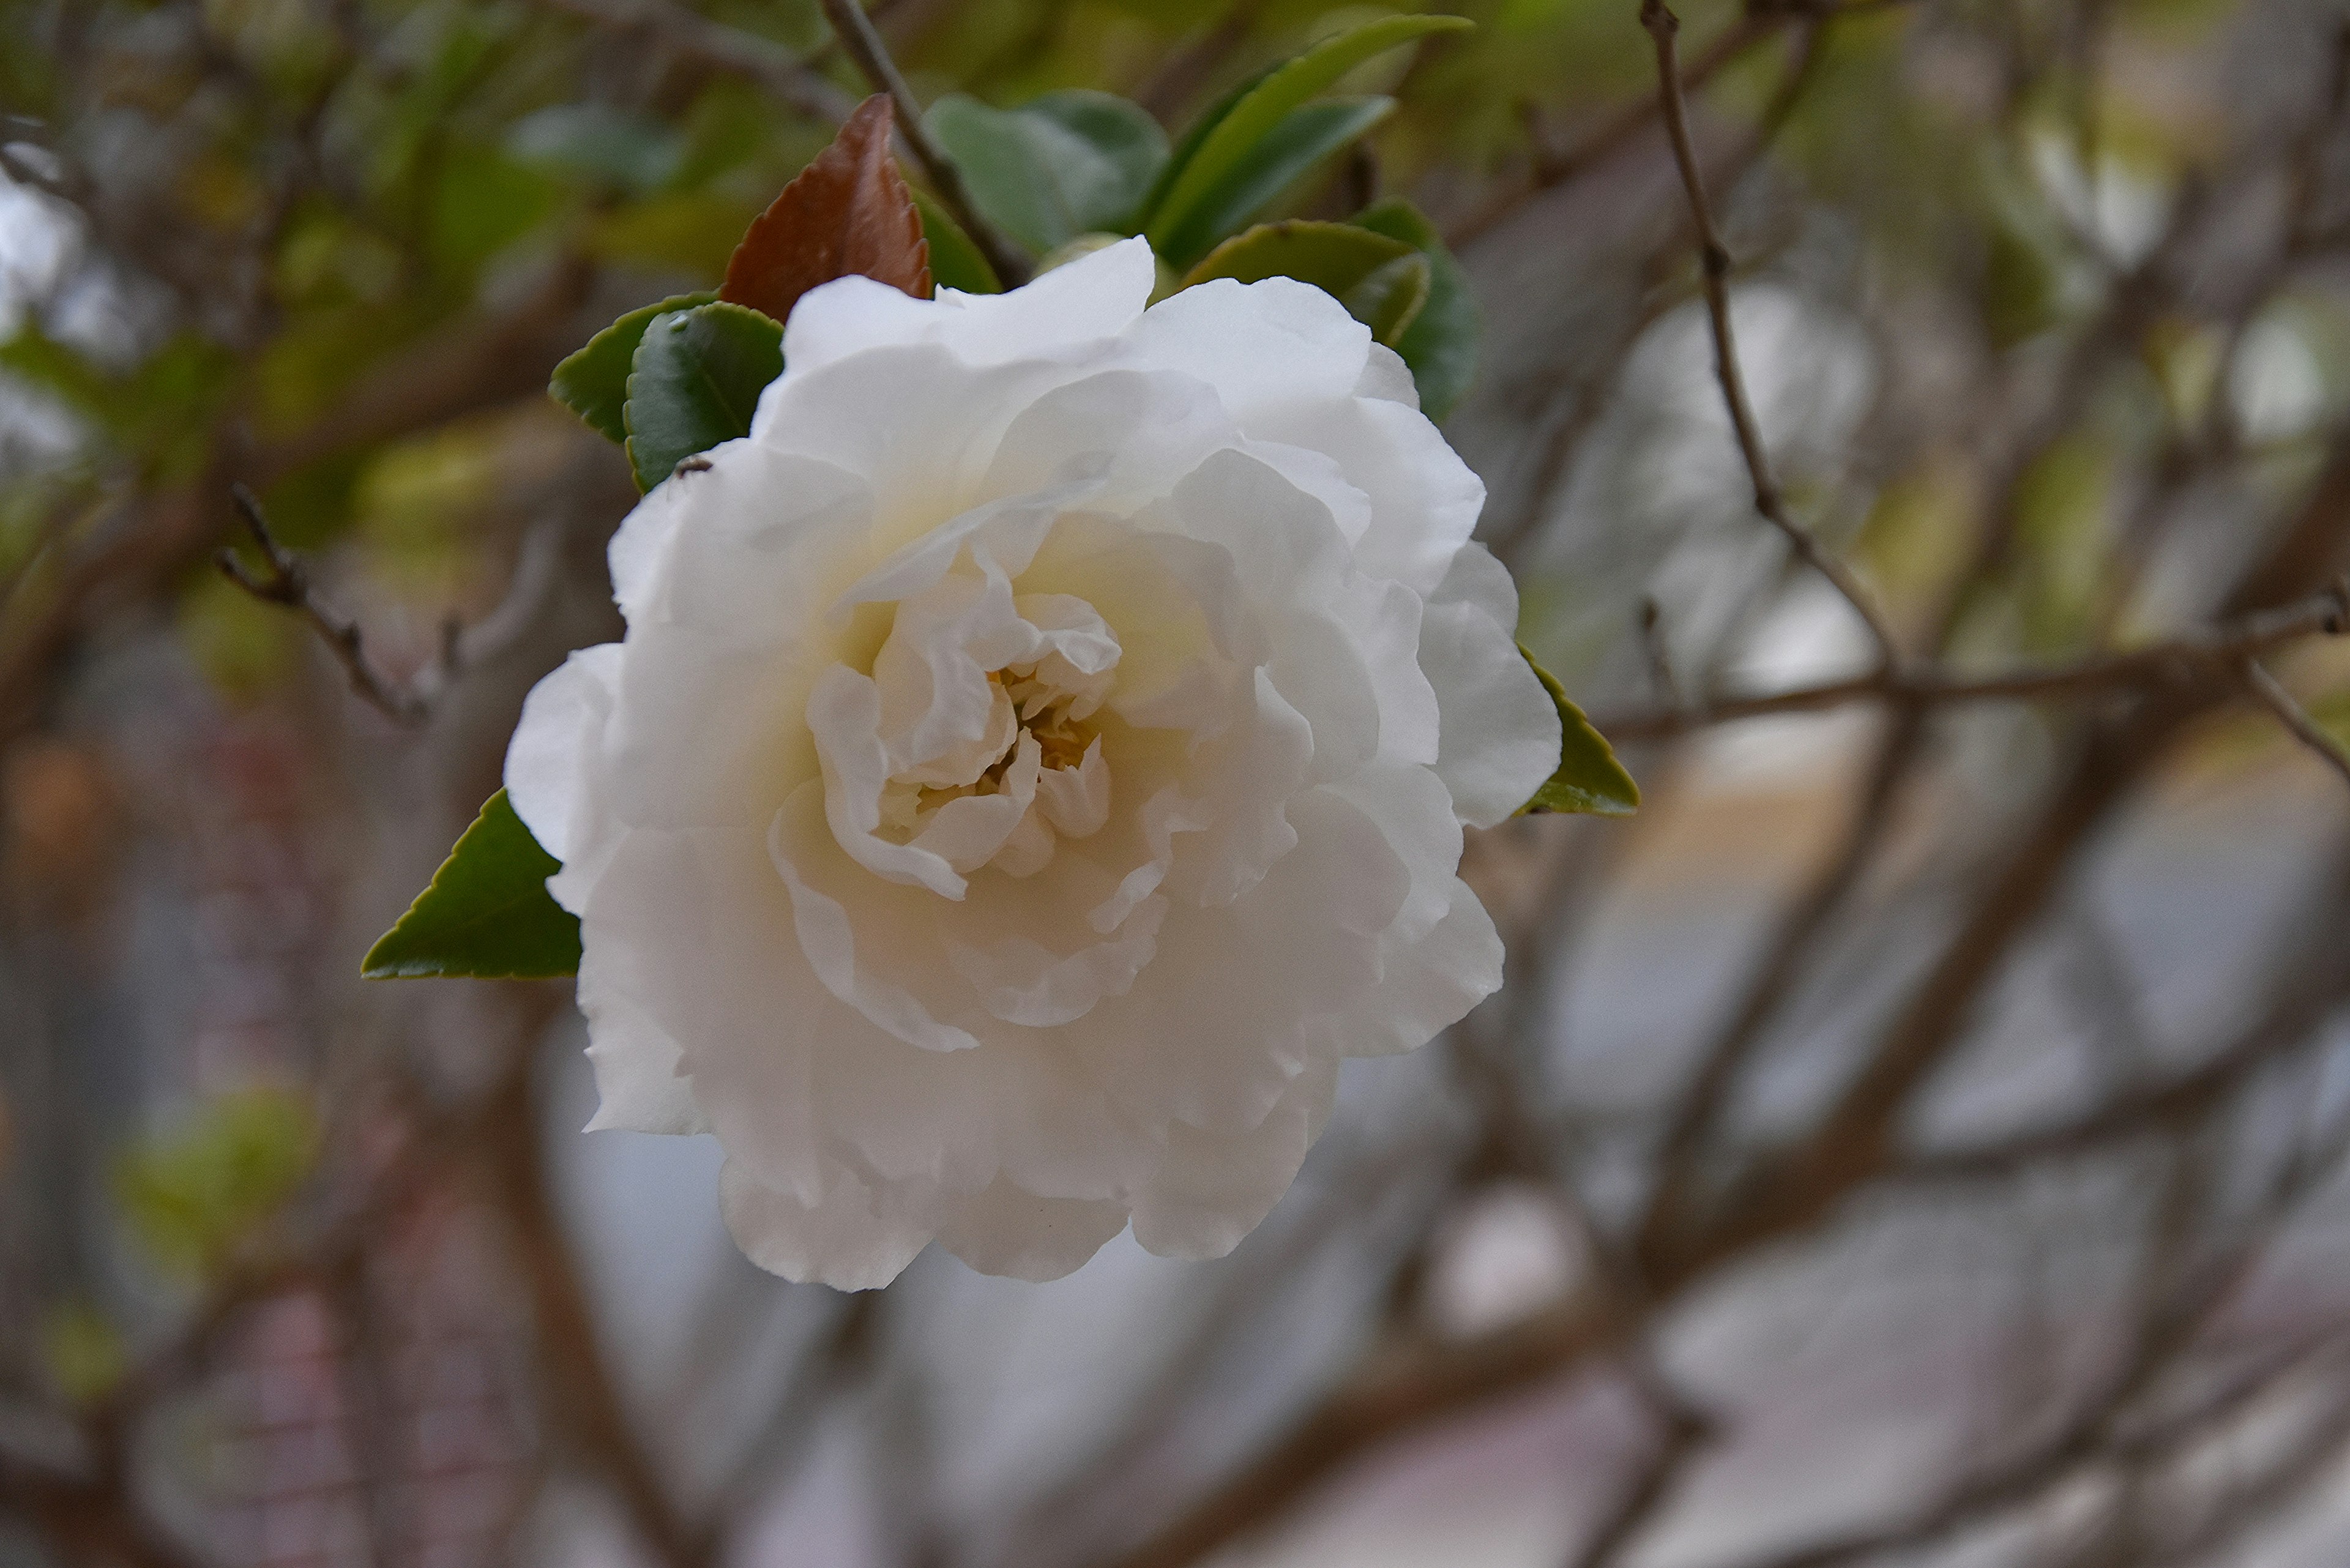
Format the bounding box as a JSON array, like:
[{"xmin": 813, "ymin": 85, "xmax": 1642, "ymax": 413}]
[{"xmin": 7, "ymin": 0, "xmax": 2350, "ymax": 1564}]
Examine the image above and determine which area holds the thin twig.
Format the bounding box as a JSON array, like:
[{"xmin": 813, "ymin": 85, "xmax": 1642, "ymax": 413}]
[
  {"xmin": 216, "ymin": 485, "xmax": 430, "ymax": 726},
  {"xmin": 813, "ymin": 0, "xmax": 1034, "ymax": 286},
  {"xmin": 1584, "ymin": 579, "xmax": 2350, "ymax": 739},
  {"xmin": 2243, "ymin": 657, "xmax": 2350, "ymax": 792},
  {"xmin": 1639, "ymin": 0, "xmax": 1903, "ymax": 672}
]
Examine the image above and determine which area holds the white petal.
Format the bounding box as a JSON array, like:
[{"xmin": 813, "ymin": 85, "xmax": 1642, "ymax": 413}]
[
  {"xmin": 1419, "ymin": 545, "xmax": 1561, "ymax": 829},
  {"xmin": 934, "ymin": 1176, "xmax": 1130, "ymax": 1282},
  {"xmin": 1132, "ymin": 1060, "xmax": 1333, "ymax": 1260},
  {"xmin": 779, "ymin": 236, "xmax": 1155, "ymax": 378},
  {"xmin": 771, "ymin": 782, "xmax": 981, "ymax": 1052},
  {"xmin": 1127, "ymin": 276, "xmax": 1370, "ymax": 420},
  {"xmin": 505, "ymin": 643, "xmax": 621, "ymax": 868},
  {"xmin": 719, "ymin": 1157, "xmax": 930, "ymax": 1290},
  {"xmin": 1036, "ymin": 738, "xmax": 1111, "ymax": 838},
  {"xmin": 577, "ymin": 955, "xmax": 708, "ymax": 1135},
  {"xmin": 1342, "ymin": 875, "xmax": 1505, "ymax": 1057}
]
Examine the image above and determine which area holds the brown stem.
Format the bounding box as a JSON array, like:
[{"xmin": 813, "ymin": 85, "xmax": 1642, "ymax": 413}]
[{"xmin": 815, "ymin": 0, "xmax": 1034, "ymax": 286}]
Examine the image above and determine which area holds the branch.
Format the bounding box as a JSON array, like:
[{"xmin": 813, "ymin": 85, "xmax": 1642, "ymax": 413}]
[
  {"xmin": 813, "ymin": 0, "xmax": 1033, "ymax": 287},
  {"xmin": 529, "ymin": 0, "xmax": 857, "ymax": 124},
  {"xmin": 1639, "ymin": 0, "xmax": 1901, "ymax": 671},
  {"xmin": 217, "ymin": 485, "xmax": 430, "ymax": 726},
  {"xmin": 215, "ymin": 490, "xmax": 561, "ymax": 728},
  {"xmin": 2242, "ymin": 657, "xmax": 2350, "ymax": 793},
  {"xmin": 1585, "ymin": 579, "xmax": 2350, "ymax": 740}
]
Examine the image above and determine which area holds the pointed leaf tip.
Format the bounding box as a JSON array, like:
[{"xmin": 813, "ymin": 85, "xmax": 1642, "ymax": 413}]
[
  {"xmin": 1518, "ymin": 647, "xmax": 1640, "ymax": 818},
  {"xmin": 722, "ymin": 94, "xmax": 930, "ymax": 326},
  {"xmin": 362, "ymin": 789, "xmax": 581, "ymax": 979}
]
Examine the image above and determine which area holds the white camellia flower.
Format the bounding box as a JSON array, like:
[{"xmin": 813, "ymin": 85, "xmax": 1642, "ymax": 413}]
[{"xmin": 506, "ymin": 238, "xmax": 1561, "ymax": 1289}]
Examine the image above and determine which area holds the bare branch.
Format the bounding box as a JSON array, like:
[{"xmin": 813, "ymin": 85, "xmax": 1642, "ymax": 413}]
[
  {"xmin": 813, "ymin": 0, "xmax": 1034, "ymax": 286},
  {"xmin": 529, "ymin": 0, "xmax": 857, "ymax": 124},
  {"xmin": 1638, "ymin": 0, "xmax": 1903, "ymax": 671},
  {"xmin": 2242, "ymin": 657, "xmax": 2350, "ymax": 793},
  {"xmin": 217, "ymin": 485, "xmax": 430, "ymax": 726},
  {"xmin": 1586, "ymin": 579, "xmax": 2350, "ymax": 740}
]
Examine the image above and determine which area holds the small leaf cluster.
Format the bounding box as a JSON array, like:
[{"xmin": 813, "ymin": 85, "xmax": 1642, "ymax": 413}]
[{"xmin": 922, "ymin": 14, "xmax": 1480, "ymax": 417}]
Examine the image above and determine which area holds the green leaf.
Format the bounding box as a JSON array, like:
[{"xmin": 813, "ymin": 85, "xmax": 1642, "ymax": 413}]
[
  {"xmin": 914, "ymin": 188, "xmax": 1001, "ymax": 294},
  {"xmin": 622, "ymin": 300, "xmax": 784, "ymax": 493},
  {"xmin": 1184, "ymin": 220, "xmax": 1427, "ymax": 344},
  {"xmin": 1351, "ymin": 196, "xmax": 1479, "ymax": 419},
  {"xmin": 549, "ymin": 291, "xmax": 718, "ymax": 445},
  {"xmin": 1519, "ymin": 647, "xmax": 1639, "ymax": 816},
  {"xmin": 925, "ymin": 89, "xmax": 1169, "ymax": 255},
  {"xmin": 362, "ymin": 788, "xmax": 582, "ymax": 979},
  {"xmin": 1145, "ymin": 13, "xmax": 1471, "ymax": 264},
  {"xmin": 1341, "ymin": 252, "xmax": 1431, "ymax": 345},
  {"xmin": 1151, "ymin": 97, "xmax": 1394, "ymax": 271}
]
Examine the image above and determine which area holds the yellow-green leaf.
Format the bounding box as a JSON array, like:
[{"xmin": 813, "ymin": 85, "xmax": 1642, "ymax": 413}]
[{"xmin": 1519, "ymin": 646, "xmax": 1639, "ymax": 816}]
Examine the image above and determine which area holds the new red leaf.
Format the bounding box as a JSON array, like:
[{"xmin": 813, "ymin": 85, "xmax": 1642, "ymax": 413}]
[{"xmin": 721, "ymin": 95, "xmax": 931, "ymax": 325}]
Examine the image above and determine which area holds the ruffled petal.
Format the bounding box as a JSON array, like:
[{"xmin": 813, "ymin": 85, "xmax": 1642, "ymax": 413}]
[
  {"xmin": 719, "ymin": 1157, "xmax": 930, "ymax": 1291},
  {"xmin": 1418, "ymin": 545, "xmax": 1561, "ymax": 829}
]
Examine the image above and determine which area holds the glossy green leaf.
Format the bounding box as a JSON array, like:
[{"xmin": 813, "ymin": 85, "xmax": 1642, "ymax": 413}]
[
  {"xmin": 926, "ymin": 89, "xmax": 1168, "ymax": 255},
  {"xmin": 622, "ymin": 300, "xmax": 783, "ymax": 493},
  {"xmin": 1184, "ymin": 220, "xmax": 1427, "ymax": 343},
  {"xmin": 1519, "ymin": 647, "xmax": 1639, "ymax": 816},
  {"xmin": 549, "ymin": 291, "xmax": 718, "ymax": 445},
  {"xmin": 1341, "ymin": 252, "xmax": 1431, "ymax": 345},
  {"xmin": 914, "ymin": 189, "xmax": 1001, "ymax": 294},
  {"xmin": 1145, "ymin": 13, "xmax": 1471, "ymax": 263},
  {"xmin": 1351, "ymin": 196, "xmax": 1479, "ymax": 419},
  {"xmin": 362, "ymin": 788, "xmax": 582, "ymax": 979},
  {"xmin": 1152, "ymin": 97, "xmax": 1393, "ymax": 271}
]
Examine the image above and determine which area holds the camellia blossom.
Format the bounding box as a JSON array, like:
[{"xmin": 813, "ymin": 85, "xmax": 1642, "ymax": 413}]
[{"xmin": 505, "ymin": 238, "xmax": 1561, "ymax": 1288}]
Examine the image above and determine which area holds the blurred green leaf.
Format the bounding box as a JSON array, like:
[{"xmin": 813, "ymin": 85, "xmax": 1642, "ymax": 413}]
[
  {"xmin": 915, "ymin": 189, "xmax": 1002, "ymax": 294},
  {"xmin": 363, "ymin": 788, "xmax": 581, "ymax": 979},
  {"xmin": 622, "ymin": 301, "xmax": 784, "ymax": 491},
  {"xmin": 551, "ymin": 291, "xmax": 720, "ymax": 445},
  {"xmin": 1351, "ymin": 196, "xmax": 1479, "ymax": 419},
  {"xmin": 507, "ymin": 102, "xmax": 686, "ymax": 193},
  {"xmin": 42, "ymin": 1304, "xmax": 126, "ymax": 1404},
  {"xmin": 926, "ymin": 89, "xmax": 1169, "ymax": 255},
  {"xmin": 1518, "ymin": 646, "xmax": 1639, "ymax": 816},
  {"xmin": 586, "ymin": 192, "xmax": 767, "ymax": 274},
  {"xmin": 427, "ymin": 144, "xmax": 562, "ymax": 274},
  {"xmin": 1152, "ymin": 97, "xmax": 1393, "ymax": 270},
  {"xmin": 1144, "ymin": 13, "xmax": 1471, "ymax": 264},
  {"xmin": 115, "ymin": 1086, "xmax": 319, "ymax": 1276},
  {"xmin": 1183, "ymin": 220, "xmax": 1427, "ymax": 343}
]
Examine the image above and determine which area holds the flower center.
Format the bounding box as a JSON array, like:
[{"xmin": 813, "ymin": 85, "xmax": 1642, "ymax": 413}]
[{"xmin": 912, "ymin": 666, "xmax": 1100, "ymax": 814}]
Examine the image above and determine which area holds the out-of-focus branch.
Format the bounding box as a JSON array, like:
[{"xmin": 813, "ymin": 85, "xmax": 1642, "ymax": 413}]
[
  {"xmin": 477, "ymin": 1056, "xmax": 709, "ymax": 1568},
  {"xmin": 218, "ymin": 485, "xmax": 430, "ymax": 726},
  {"xmin": 1639, "ymin": 0, "xmax": 1903, "ymax": 671},
  {"xmin": 1557, "ymin": 1381, "xmax": 1710, "ymax": 1568},
  {"xmin": 1586, "ymin": 579, "xmax": 2350, "ymax": 739},
  {"xmin": 814, "ymin": 0, "xmax": 1034, "ymax": 286},
  {"xmin": 2242, "ymin": 657, "xmax": 2350, "ymax": 791},
  {"xmin": 529, "ymin": 0, "xmax": 857, "ymax": 123},
  {"xmin": 0, "ymin": 258, "xmax": 597, "ymax": 740},
  {"xmin": 1099, "ymin": 1293, "xmax": 1622, "ymax": 1568}
]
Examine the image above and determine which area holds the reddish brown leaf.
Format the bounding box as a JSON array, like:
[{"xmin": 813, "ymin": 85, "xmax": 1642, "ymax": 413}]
[{"xmin": 720, "ymin": 95, "xmax": 931, "ymax": 326}]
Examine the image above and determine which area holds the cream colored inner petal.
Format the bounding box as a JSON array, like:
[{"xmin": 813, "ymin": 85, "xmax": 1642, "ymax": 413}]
[{"xmin": 845, "ymin": 566, "xmax": 1130, "ymax": 886}]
